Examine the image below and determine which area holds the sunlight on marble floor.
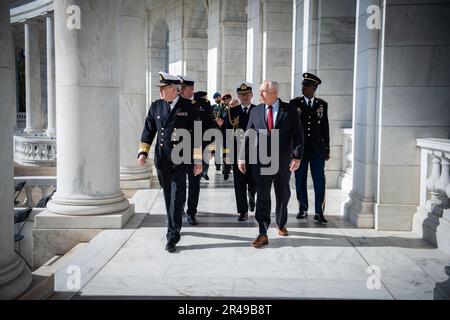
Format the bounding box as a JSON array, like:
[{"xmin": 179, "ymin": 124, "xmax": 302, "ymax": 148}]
[{"xmin": 76, "ymin": 172, "xmax": 450, "ymax": 300}]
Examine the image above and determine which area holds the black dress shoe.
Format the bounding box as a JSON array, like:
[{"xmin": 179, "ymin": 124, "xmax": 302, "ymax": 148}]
[
  {"xmin": 223, "ymin": 172, "xmax": 229, "ymax": 180},
  {"xmin": 165, "ymin": 242, "xmax": 176, "ymax": 253},
  {"xmin": 202, "ymin": 173, "xmax": 210, "ymax": 180},
  {"xmin": 314, "ymin": 214, "xmax": 328, "ymax": 224},
  {"xmin": 238, "ymin": 212, "xmax": 248, "ymax": 221},
  {"xmin": 296, "ymin": 210, "xmax": 307, "ymax": 219},
  {"xmin": 187, "ymin": 215, "xmax": 198, "ymax": 225}
]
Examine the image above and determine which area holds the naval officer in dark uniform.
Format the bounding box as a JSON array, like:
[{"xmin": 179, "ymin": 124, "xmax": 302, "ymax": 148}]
[
  {"xmin": 178, "ymin": 75, "xmax": 214, "ymax": 225},
  {"xmin": 137, "ymin": 72, "xmax": 203, "ymax": 253},
  {"xmin": 225, "ymin": 82, "xmax": 256, "ymax": 221},
  {"xmin": 290, "ymin": 73, "xmax": 330, "ymax": 224}
]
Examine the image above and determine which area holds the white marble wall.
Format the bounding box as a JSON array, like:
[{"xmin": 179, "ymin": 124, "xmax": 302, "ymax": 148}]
[
  {"xmin": 263, "ymin": 0, "xmax": 293, "ymax": 100},
  {"xmin": 208, "ymin": 0, "xmax": 247, "ymax": 98},
  {"xmin": 147, "ymin": 0, "xmax": 182, "ymax": 101},
  {"xmin": 148, "ymin": 17, "xmax": 169, "ymax": 102},
  {"xmin": 0, "ymin": 0, "xmax": 32, "ymax": 299},
  {"xmin": 182, "ymin": 0, "xmax": 208, "ymax": 91},
  {"xmin": 246, "ymin": 0, "xmax": 263, "ymax": 88},
  {"xmin": 294, "ymin": 0, "xmax": 356, "ymax": 187},
  {"xmin": 147, "ymin": 0, "xmax": 208, "ymax": 100}
]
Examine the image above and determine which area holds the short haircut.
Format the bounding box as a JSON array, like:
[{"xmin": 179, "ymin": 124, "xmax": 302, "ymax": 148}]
[{"xmin": 261, "ymin": 80, "xmax": 279, "ymax": 94}]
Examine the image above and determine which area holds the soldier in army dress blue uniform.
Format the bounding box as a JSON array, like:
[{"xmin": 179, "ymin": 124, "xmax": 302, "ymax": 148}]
[{"xmin": 290, "ymin": 73, "xmax": 330, "ymax": 224}]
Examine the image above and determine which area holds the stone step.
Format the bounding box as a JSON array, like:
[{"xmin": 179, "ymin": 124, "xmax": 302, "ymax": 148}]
[
  {"xmin": 46, "ymin": 213, "xmax": 148, "ymax": 300},
  {"xmin": 18, "ymin": 243, "xmax": 88, "ymax": 300}
]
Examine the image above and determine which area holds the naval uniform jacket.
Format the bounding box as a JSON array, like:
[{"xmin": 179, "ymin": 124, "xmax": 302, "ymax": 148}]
[{"xmin": 138, "ymin": 96, "xmax": 202, "ymax": 171}]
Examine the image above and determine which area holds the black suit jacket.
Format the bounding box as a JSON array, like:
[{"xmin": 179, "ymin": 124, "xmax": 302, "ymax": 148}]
[
  {"xmin": 239, "ymin": 99, "xmax": 304, "ymax": 171},
  {"xmin": 138, "ymin": 96, "xmax": 201, "ymax": 170},
  {"xmin": 290, "ymin": 96, "xmax": 330, "ymax": 160}
]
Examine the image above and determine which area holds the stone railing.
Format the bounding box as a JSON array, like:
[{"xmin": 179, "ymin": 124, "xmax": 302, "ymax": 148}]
[
  {"xmin": 338, "ymin": 128, "xmax": 353, "ymax": 191},
  {"xmin": 10, "ymin": 0, "xmax": 54, "ymax": 23},
  {"xmin": 413, "ymin": 138, "xmax": 450, "ymax": 256},
  {"xmin": 14, "ymin": 133, "xmax": 57, "ymax": 166},
  {"xmin": 16, "ymin": 112, "xmax": 26, "ymax": 128},
  {"xmin": 14, "ymin": 176, "xmax": 57, "ymax": 208}
]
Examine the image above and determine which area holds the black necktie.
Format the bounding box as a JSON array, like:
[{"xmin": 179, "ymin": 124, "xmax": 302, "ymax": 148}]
[
  {"xmin": 243, "ymin": 107, "xmax": 248, "ymax": 114},
  {"xmin": 308, "ymin": 100, "xmax": 312, "ymax": 108}
]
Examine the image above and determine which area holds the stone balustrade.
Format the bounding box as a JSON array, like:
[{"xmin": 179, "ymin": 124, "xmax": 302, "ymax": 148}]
[
  {"xmin": 14, "ymin": 133, "xmax": 56, "ymax": 166},
  {"xmin": 14, "ymin": 176, "xmax": 56, "ymax": 208},
  {"xmin": 413, "ymin": 138, "xmax": 450, "ymax": 255},
  {"xmin": 338, "ymin": 128, "xmax": 353, "ymax": 191}
]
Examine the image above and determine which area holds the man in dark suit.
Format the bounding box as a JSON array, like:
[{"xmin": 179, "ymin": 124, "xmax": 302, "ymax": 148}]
[
  {"xmin": 290, "ymin": 73, "xmax": 330, "ymax": 224},
  {"xmin": 178, "ymin": 75, "xmax": 214, "ymax": 226},
  {"xmin": 226, "ymin": 82, "xmax": 256, "ymax": 221},
  {"xmin": 238, "ymin": 80, "xmax": 304, "ymax": 247},
  {"xmin": 137, "ymin": 72, "xmax": 203, "ymax": 253}
]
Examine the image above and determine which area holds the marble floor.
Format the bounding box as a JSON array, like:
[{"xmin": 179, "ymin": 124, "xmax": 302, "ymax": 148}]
[{"xmin": 73, "ymin": 170, "xmax": 450, "ymax": 300}]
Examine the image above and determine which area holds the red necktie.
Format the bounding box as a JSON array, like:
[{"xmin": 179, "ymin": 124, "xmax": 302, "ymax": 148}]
[{"xmin": 267, "ymin": 105, "xmax": 274, "ymax": 134}]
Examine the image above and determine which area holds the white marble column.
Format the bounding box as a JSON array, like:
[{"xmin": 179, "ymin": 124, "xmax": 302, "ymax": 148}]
[
  {"xmin": 46, "ymin": 0, "xmax": 131, "ymax": 218},
  {"xmin": 0, "ymin": 0, "xmax": 32, "ymax": 299},
  {"xmin": 247, "ymin": 0, "xmax": 293, "ymax": 100},
  {"xmin": 207, "ymin": 0, "xmax": 247, "ymax": 96},
  {"xmin": 24, "ymin": 20, "xmax": 43, "ymax": 134},
  {"xmin": 346, "ymin": 0, "xmax": 450, "ymax": 231},
  {"xmin": 119, "ymin": 0, "xmax": 151, "ymax": 189},
  {"xmin": 45, "ymin": 16, "xmax": 55, "ymax": 137},
  {"xmin": 343, "ymin": 0, "xmax": 380, "ymax": 228}
]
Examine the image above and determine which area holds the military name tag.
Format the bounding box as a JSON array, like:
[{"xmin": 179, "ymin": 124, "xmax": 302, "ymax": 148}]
[{"xmin": 176, "ymin": 112, "xmax": 188, "ymax": 117}]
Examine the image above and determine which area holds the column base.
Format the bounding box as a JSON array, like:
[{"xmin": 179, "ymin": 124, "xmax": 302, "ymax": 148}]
[
  {"xmin": 375, "ymin": 204, "xmax": 416, "ymax": 231},
  {"xmin": 120, "ymin": 179, "xmax": 151, "ymax": 190},
  {"xmin": 0, "ymin": 257, "xmax": 32, "ymax": 300},
  {"xmin": 343, "ymin": 192, "xmax": 375, "ymax": 228},
  {"xmin": 47, "ymin": 194, "xmax": 130, "ymax": 216}
]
